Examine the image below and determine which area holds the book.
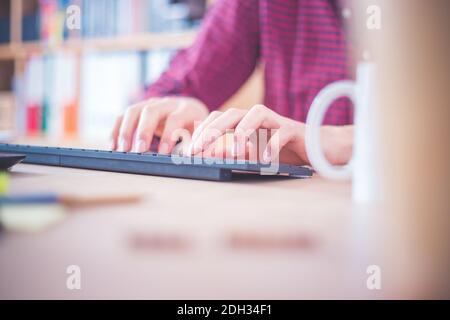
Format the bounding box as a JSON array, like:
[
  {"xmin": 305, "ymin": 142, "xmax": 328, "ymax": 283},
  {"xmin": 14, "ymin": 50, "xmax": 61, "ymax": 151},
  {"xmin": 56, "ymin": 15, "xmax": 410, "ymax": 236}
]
[{"xmin": 24, "ymin": 55, "xmax": 44, "ymax": 136}]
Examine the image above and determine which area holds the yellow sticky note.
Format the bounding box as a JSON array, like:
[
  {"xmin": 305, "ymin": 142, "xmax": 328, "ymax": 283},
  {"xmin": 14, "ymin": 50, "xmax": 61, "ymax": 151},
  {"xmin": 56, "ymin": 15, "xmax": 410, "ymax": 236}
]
[
  {"xmin": 0, "ymin": 172, "xmax": 8, "ymax": 195},
  {"xmin": 0, "ymin": 204, "xmax": 66, "ymax": 233}
]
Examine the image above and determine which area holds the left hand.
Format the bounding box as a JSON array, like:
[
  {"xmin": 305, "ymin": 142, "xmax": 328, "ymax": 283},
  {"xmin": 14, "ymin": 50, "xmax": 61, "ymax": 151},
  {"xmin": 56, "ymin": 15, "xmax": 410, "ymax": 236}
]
[{"xmin": 188, "ymin": 104, "xmax": 309, "ymax": 165}]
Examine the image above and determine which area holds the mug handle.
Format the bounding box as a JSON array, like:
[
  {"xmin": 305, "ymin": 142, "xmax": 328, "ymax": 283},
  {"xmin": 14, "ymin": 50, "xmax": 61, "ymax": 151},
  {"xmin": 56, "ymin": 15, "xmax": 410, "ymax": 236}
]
[{"xmin": 305, "ymin": 80, "xmax": 356, "ymax": 180}]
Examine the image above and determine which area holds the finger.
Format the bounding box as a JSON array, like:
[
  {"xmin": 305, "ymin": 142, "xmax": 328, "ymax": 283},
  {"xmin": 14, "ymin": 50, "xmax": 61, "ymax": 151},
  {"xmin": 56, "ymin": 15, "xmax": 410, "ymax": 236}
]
[
  {"xmin": 110, "ymin": 114, "xmax": 124, "ymax": 150},
  {"xmin": 223, "ymin": 133, "xmax": 235, "ymax": 160},
  {"xmin": 133, "ymin": 99, "xmax": 178, "ymax": 153},
  {"xmin": 117, "ymin": 104, "xmax": 145, "ymax": 152},
  {"xmin": 263, "ymin": 125, "xmax": 296, "ymax": 163},
  {"xmin": 202, "ymin": 136, "xmax": 217, "ymax": 159},
  {"xmin": 189, "ymin": 111, "xmax": 223, "ymax": 155},
  {"xmin": 212, "ymin": 137, "xmax": 224, "ymax": 159},
  {"xmin": 247, "ymin": 140, "xmax": 258, "ymax": 163},
  {"xmin": 234, "ymin": 105, "xmax": 280, "ymax": 158},
  {"xmin": 192, "ymin": 108, "xmax": 246, "ymax": 155},
  {"xmin": 211, "ymin": 133, "xmax": 233, "ymax": 160},
  {"xmin": 159, "ymin": 112, "xmax": 190, "ymax": 154}
]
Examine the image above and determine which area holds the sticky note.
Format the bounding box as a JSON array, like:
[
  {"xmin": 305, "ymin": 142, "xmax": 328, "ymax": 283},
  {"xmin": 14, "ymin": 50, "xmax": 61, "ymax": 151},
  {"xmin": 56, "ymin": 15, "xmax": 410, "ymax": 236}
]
[
  {"xmin": 0, "ymin": 172, "xmax": 8, "ymax": 195},
  {"xmin": 0, "ymin": 204, "xmax": 66, "ymax": 233}
]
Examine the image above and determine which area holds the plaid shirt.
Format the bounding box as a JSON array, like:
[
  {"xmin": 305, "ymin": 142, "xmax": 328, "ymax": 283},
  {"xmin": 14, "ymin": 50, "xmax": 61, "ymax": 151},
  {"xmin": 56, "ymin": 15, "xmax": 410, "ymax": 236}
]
[{"xmin": 146, "ymin": 0, "xmax": 354, "ymax": 125}]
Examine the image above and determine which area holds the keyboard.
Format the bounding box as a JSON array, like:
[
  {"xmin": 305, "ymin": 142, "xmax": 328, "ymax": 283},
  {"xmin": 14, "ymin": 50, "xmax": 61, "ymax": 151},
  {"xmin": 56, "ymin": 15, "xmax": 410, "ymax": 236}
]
[{"xmin": 0, "ymin": 143, "xmax": 313, "ymax": 181}]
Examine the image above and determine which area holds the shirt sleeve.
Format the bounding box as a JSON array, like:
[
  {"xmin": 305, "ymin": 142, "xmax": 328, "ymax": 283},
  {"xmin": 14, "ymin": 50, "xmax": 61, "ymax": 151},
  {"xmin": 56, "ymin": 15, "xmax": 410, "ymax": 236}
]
[{"xmin": 144, "ymin": 0, "xmax": 260, "ymax": 111}]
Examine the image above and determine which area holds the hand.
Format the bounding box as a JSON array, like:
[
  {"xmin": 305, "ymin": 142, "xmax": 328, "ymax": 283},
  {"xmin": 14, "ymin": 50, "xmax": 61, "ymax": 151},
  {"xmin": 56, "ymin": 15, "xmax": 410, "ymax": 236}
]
[
  {"xmin": 189, "ymin": 104, "xmax": 308, "ymax": 164},
  {"xmin": 189, "ymin": 104, "xmax": 353, "ymax": 166},
  {"xmin": 111, "ymin": 97, "xmax": 209, "ymax": 154}
]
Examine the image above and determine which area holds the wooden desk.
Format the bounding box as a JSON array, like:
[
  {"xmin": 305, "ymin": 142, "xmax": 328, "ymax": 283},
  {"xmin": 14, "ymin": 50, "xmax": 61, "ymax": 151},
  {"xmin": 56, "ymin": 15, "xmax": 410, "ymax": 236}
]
[{"xmin": 0, "ymin": 164, "xmax": 390, "ymax": 299}]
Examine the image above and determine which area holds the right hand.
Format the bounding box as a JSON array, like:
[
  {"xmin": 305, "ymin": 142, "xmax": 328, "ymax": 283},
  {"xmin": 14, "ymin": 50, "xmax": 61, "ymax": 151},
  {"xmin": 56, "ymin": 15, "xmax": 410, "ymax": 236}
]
[{"xmin": 111, "ymin": 97, "xmax": 209, "ymax": 154}]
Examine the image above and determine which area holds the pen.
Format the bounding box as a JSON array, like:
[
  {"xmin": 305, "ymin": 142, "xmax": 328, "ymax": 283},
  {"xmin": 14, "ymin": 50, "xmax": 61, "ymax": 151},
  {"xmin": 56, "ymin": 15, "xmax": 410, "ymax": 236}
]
[{"xmin": 0, "ymin": 193, "xmax": 142, "ymax": 208}]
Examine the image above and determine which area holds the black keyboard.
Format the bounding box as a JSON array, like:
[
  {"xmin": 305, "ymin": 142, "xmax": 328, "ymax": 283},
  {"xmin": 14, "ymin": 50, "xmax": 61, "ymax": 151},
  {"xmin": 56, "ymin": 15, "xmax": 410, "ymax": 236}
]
[{"xmin": 0, "ymin": 143, "xmax": 313, "ymax": 181}]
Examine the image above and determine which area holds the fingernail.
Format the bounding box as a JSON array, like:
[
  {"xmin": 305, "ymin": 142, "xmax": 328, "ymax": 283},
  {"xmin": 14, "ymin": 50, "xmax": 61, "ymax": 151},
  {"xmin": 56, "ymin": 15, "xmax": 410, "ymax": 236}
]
[
  {"xmin": 231, "ymin": 136, "xmax": 237, "ymax": 157},
  {"xmin": 188, "ymin": 142, "xmax": 198, "ymax": 156},
  {"xmin": 192, "ymin": 142, "xmax": 202, "ymax": 155},
  {"xmin": 263, "ymin": 149, "xmax": 271, "ymax": 163},
  {"xmin": 231, "ymin": 143, "xmax": 238, "ymax": 157},
  {"xmin": 159, "ymin": 143, "xmax": 169, "ymax": 155},
  {"xmin": 187, "ymin": 143, "xmax": 194, "ymax": 155},
  {"xmin": 236, "ymin": 141, "xmax": 242, "ymax": 157},
  {"xmin": 135, "ymin": 140, "xmax": 147, "ymax": 153},
  {"xmin": 118, "ymin": 138, "xmax": 128, "ymax": 152}
]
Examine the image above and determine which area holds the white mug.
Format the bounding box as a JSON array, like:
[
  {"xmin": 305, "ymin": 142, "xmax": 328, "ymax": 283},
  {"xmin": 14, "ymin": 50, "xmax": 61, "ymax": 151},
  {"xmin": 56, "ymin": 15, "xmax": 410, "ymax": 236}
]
[{"xmin": 305, "ymin": 63, "xmax": 381, "ymax": 204}]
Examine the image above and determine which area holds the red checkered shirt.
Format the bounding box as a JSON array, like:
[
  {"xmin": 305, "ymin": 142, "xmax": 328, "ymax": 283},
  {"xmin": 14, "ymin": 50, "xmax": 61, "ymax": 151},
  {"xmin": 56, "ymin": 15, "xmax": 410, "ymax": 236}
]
[{"xmin": 146, "ymin": 0, "xmax": 354, "ymax": 125}]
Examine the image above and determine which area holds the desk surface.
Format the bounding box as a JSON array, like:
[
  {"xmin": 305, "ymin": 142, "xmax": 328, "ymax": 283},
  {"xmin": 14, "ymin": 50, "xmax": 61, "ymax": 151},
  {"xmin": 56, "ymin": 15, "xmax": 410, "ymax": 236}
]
[{"xmin": 0, "ymin": 164, "xmax": 387, "ymax": 299}]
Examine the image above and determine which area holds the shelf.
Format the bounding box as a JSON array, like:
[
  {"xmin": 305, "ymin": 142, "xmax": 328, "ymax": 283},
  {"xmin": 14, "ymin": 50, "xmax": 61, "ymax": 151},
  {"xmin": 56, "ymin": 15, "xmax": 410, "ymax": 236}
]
[{"xmin": 0, "ymin": 30, "xmax": 197, "ymax": 59}]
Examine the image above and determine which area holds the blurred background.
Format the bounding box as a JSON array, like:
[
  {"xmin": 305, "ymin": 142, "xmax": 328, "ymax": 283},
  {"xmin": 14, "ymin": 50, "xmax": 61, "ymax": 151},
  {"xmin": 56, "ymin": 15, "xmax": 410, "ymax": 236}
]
[{"xmin": 0, "ymin": 0, "xmax": 262, "ymax": 146}]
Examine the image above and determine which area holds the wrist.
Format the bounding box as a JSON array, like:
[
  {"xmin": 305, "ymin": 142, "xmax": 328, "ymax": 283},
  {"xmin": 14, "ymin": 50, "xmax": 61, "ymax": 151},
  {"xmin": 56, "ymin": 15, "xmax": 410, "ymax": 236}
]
[
  {"xmin": 321, "ymin": 125, "xmax": 354, "ymax": 166},
  {"xmin": 294, "ymin": 124, "xmax": 353, "ymax": 166},
  {"xmin": 290, "ymin": 121, "xmax": 310, "ymax": 164}
]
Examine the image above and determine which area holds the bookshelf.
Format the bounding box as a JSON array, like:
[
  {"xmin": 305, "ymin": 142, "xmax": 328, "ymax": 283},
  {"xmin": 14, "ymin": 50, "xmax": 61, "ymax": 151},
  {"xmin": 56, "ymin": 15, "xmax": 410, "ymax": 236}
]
[
  {"xmin": 0, "ymin": 0, "xmax": 263, "ymax": 143},
  {"xmin": 0, "ymin": 31, "xmax": 197, "ymax": 59},
  {"xmin": 0, "ymin": 0, "xmax": 200, "ymax": 65},
  {"xmin": 0, "ymin": 0, "xmax": 203, "ymax": 139}
]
